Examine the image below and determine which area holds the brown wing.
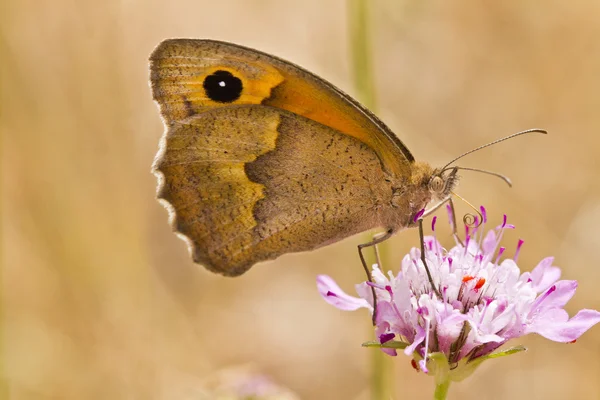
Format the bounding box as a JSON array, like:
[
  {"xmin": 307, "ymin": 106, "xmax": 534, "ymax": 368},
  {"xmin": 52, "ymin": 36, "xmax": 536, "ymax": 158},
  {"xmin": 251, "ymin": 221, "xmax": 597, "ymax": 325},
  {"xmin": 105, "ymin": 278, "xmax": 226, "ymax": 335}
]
[
  {"xmin": 149, "ymin": 38, "xmax": 414, "ymax": 177},
  {"xmin": 153, "ymin": 105, "xmax": 391, "ymax": 276}
]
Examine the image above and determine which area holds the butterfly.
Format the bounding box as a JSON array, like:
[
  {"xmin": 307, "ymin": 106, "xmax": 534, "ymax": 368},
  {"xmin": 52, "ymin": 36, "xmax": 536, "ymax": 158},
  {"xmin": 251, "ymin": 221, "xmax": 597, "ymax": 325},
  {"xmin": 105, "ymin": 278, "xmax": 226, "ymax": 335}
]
[{"xmin": 149, "ymin": 39, "xmax": 541, "ymax": 277}]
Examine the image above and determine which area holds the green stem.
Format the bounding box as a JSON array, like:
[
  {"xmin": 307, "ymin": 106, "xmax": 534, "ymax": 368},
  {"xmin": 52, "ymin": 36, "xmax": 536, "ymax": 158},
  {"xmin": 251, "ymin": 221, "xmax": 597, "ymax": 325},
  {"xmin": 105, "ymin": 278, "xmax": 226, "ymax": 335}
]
[
  {"xmin": 348, "ymin": 1, "xmax": 392, "ymax": 400},
  {"xmin": 434, "ymin": 379, "xmax": 451, "ymax": 400},
  {"xmin": 348, "ymin": 0, "xmax": 376, "ymax": 111},
  {"xmin": 371, "ymin": 351, "xmax": 392, "ymax": 400}
]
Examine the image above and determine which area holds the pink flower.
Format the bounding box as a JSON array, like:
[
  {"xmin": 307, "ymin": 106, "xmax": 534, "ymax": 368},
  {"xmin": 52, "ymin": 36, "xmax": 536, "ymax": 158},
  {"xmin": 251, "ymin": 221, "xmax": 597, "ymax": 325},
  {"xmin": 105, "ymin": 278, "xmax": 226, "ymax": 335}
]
[{"xmin": 317, "ymin": 206, "xmax": 600, "ymax": 377}]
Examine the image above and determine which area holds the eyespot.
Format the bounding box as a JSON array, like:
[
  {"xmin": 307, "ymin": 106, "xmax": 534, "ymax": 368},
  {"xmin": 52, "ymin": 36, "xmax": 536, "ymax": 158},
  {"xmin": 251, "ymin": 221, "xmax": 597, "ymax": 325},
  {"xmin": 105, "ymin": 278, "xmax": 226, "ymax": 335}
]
[
  {"xmin": 430, "ymin": 176, "xmax": 444, "ymax": 193},
  {"xmin": 203, "ymin": 70, "xmax": 243, "ymax": 103}
]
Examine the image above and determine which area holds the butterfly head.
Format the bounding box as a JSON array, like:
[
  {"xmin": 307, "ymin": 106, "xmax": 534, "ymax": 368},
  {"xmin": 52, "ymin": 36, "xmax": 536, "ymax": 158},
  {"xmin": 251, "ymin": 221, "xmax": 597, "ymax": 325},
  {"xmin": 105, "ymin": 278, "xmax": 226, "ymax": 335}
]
[
  {"xmin": 386, "ymin": 162, "xmax": 458, "ymax": 229},
  {"xmin": 428, "ymin": 166, "xmax": 459, "ymax": 201}
]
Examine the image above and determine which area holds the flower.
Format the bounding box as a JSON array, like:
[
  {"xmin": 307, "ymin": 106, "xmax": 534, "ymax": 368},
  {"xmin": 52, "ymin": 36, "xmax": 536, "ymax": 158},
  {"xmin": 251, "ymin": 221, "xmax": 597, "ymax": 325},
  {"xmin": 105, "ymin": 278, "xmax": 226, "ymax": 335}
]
[
  {"xmin": 194, "ymin": 366, "xmax": 300, "ymax": 400},
  {"xmin": 317, "ymin": 206, "xmax": 600, "ymax": 380}
]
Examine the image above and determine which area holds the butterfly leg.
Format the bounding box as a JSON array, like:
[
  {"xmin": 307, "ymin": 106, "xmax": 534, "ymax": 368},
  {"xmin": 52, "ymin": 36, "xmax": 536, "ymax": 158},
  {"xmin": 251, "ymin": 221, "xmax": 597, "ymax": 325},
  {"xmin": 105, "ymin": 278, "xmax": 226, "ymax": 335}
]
[
  {"xmin": 417, "ymin": 218, "xmax": 442, "ymax": 298},
  {"xmin": 421, "ymin": 195, "xmax": 451, "ymax": 219},
  {"xmin": 422, "ymin": 196, "xmax": 463, "ymax": 245},
  {"xmin": 358, "ymin": 230, "xmax": 394, "ymax": 325},
  {"xmin": 372, "ymin": 231, "xmax": 387, "ymax": 268}
]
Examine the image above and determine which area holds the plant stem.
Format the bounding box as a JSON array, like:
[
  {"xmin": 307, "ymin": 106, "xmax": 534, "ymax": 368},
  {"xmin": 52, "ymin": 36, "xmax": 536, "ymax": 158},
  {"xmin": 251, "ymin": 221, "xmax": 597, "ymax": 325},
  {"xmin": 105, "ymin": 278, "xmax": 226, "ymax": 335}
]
[
  {"xmin": 348, "ymin": 0, "xmax": 376, "ymax": 111},
  {"xmin": 434, "ymin": 379, "xmax": 451, "ymax": 400},
  {"xmin": 348, "ymin": 1, "xmax": 393, "ymax": 400}
]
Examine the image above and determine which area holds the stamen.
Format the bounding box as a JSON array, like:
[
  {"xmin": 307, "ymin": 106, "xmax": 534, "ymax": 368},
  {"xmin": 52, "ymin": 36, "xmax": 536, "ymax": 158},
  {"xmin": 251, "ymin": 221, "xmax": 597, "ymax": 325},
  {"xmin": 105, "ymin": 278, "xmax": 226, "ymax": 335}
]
[
  {"xmin": 514, "ymin": 239, "xmax": 524, "ymax": 262},
  {"xmin": 480, "ymin": 206, "xmax": 487, "ymax": 223},
  {"xmin": 471, "ymin": 254, "xmax": 483, "ymax": 276},
  {"xmin": 462, "ymin": 275, "xmax": 475, "ymax": 283},
  {"xmin": 414, "ymin": 208, "xmax": 425, "ymax": 223},
  {"xmin": 422, "ymin": 317, "xmax": 432, "ymax": 373},
  {"xmin": 478, "ymin": 297, "xmax": 493, "ymax": 325},
  {"xmin": 493, "ymin": 216, "xmax": 514, "ymax": 257},
  {"xmin": 446, "ymin": 203, "xmax": 454, "ymax": 229},
  {"xmin": 474, "ymin": 278, "xmax": 486, "ymax": 290},
  {"xmin": 494, "ymin": 247, "xmax": 506, "ymax": 265},
  {"xmin": 385, "ymin": 285, "xmax": 393, "ymax": 295},
  {"xmin": 417, "ymin": 306, "xmax": 430, "ymax": 316},
  {"xmin": 430, "ymin": 217, "xmax": 443, "ymax": 264},
  {"xmin": 529, "ymin": 285, "xmax": 557, "ymax": 316},
  {"xmin": 464, "ymin": 235, "xmax": 471, "ymax": 256},
  {"xmin": 367, "ymin": 281, "xmax": 387, "ymax": 291}
]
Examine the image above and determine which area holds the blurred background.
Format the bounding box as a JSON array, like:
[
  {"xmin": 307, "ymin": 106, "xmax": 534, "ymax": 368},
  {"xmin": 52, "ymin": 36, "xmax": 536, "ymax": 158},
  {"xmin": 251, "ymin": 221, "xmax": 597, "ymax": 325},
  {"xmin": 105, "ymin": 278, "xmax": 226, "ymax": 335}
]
[{"xmin": 2, "ymin": 0, "xmax": 600, "ymax": 399}]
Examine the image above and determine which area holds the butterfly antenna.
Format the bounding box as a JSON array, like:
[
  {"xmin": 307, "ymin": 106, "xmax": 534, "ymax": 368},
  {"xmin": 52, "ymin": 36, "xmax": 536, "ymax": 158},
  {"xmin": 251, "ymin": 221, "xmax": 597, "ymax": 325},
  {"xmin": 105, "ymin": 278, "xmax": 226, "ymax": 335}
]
[
  {"xmin": 441, "ymin": 128, "xmax": 547, "ymax": 171},
  {"xmin": 452, "ymin": 166, "xmax": 512, "ymax": 187}
]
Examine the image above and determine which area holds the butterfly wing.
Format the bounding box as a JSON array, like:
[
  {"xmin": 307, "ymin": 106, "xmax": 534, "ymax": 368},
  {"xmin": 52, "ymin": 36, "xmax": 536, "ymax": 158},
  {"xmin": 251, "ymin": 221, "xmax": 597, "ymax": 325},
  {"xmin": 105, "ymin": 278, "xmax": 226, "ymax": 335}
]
[
  {"xmin": 150, "ymin": 39, "xmax": 414, "ymax": 177},
  {"xmin": 150, "ymin": 39, "xmax": 417, "ymax": 275},
  {"xmin": 154, "ymin": 105, "xmax": 391, "ymax": 275}
]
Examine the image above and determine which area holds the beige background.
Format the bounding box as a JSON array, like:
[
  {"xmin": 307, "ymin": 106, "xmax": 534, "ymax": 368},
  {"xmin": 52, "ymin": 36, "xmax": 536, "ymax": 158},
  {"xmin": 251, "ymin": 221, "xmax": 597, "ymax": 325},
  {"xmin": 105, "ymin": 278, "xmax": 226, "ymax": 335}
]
[{"xmin": 2, "ymin": 1, "xmax": 600, "ymax": 399}]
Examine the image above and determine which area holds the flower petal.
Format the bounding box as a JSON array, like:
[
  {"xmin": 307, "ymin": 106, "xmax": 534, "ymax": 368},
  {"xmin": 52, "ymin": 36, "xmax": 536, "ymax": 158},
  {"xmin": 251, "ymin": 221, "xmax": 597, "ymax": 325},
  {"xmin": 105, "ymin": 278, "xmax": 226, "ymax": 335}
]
[
  {"xmin": 316, "ymin": 275, "xmax": 370, "ymax": 311},
  {"xmin": 466, "ymin": 320, "xmax": 504, "ymax": 344},
  {"xmin": 376, "ymin": 329, "xmax": 398, "ymax": 356},
  {"xmin": 529, "ymin": 257, "xmax": 561, "ymax": 292},
  {"xmin": 355, "ymin": 282, "xmax": 374, "ymax": 306},
  {"xmin": 527, "ymin": 308, "xmax": 600, "ymax": 342},
  {"xmin": 537, "ymin": 280, "xmax": 578, "ymax": 311},
  {"xmin": 437, "ymin": 313, "xmax": 469, "ymax": 354},
  {"xmin": 374, "ymin": 300, "xmax": 396, "ymax": 326},
  {"xmin": 482, "ymin": 229, "xmax": 498, "ymax": 254},
  {"xmin": 404, "ymin": 325, "xmax": 426, "ymax": 356}
]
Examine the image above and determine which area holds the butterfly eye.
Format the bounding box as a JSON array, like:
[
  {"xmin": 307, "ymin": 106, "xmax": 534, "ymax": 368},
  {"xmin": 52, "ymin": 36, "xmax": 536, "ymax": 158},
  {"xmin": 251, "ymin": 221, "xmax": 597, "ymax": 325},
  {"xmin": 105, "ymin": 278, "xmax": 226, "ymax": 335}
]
[{"xmin": 430, "ymin": 176, "xmax": 445, "ymax": 193}]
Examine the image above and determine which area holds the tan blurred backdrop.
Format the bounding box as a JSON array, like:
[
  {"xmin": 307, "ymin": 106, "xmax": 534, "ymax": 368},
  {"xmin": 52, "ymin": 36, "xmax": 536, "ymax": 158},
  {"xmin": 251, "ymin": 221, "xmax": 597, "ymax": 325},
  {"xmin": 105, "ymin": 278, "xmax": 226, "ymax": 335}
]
[{"xmin": 2, "ymin": 1, "xmax": 600, "ymax": 399}]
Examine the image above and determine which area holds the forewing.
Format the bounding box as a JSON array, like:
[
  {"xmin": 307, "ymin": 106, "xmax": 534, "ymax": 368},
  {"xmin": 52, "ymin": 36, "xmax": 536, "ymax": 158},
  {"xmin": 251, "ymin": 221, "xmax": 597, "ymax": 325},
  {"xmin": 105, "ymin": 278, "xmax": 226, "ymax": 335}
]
[{"xmin": 150, "ymin": 38, "xmax": 413, "ymax": 177}]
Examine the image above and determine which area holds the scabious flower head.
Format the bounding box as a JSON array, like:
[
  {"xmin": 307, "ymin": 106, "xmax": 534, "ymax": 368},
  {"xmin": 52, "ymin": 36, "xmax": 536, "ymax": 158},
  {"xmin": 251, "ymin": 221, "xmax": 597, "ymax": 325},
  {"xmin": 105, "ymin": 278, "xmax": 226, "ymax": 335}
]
[
  {"xmin": 197, "ymin": 366, "xmax": 300, "ymax": 400},
  {"xmin": 318, "ymin": 206, "xmax": 600, "ymax": 381}
]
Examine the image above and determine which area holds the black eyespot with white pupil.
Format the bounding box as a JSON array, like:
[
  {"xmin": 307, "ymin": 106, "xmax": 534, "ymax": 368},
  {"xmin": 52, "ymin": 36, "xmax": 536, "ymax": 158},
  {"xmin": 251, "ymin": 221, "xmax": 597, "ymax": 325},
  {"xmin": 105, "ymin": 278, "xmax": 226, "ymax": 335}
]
[{"xmin": 203, "ymin": 70, "xmax": 243, "ymax": 103}]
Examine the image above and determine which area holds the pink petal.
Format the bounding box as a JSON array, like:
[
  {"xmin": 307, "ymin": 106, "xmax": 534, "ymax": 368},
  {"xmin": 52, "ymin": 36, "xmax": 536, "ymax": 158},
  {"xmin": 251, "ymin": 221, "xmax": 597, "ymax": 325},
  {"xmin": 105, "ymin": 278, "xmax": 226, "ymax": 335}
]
[
  {"xmin": 482, "ymin": 229, "xmax": 498, "ymax": 254},
  {"xmin": 374, "ymin": 300, "xmax": 397, "ymax": 326},
  {"xmin": 466, "ymin": 320, "xmax": 504, "ymax": 344},
  {"xmin": 375, "ymin": 327, "xmax": 397, "ymax": 356},
  {"xmin": 538, "ymin": 280, "xmax": 578, "ymax": 310},
  {"xmin": 404, "ymin": 326, "xmax": 426, "ymax": 356},
  {"xmin": 436, "ymin": 313, "xmax": 469, "ymax": 354},
  {"xmin": 316, "ymin": 275, "xmax": 370, "ymax": 311},
  {"xmin": 372, "ymin": 266, "xmax": 388, "ymax": 284},
  {"xmin": 527, "ymin": 308, "xmax": 600, "ymax": 342},
  {"xmin": 530, "ymin": 257, "xmax": 561, "ymax": 292},
  {"xmin": 355, "ymin": 282, "xmax": 374, "ymax": 307}
]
